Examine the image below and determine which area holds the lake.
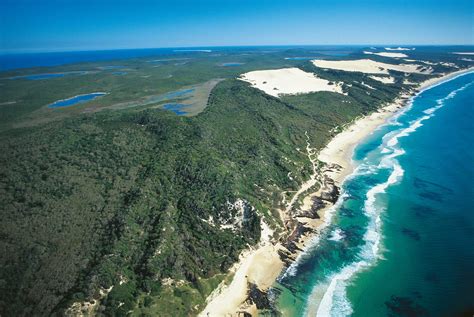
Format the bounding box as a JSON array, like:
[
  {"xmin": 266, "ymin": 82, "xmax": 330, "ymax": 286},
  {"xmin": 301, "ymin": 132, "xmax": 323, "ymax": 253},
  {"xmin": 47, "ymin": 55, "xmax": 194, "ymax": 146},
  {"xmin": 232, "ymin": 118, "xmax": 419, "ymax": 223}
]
[{"xmin": 48, "ymin": 92, "xmax": 107, "ymax": 108}]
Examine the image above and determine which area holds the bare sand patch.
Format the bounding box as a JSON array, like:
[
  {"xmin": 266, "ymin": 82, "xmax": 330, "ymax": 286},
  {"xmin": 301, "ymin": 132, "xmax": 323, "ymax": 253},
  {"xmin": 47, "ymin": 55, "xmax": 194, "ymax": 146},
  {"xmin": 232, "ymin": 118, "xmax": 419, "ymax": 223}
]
[
  {"xmin": 238, "ymin": 67, "xmax": 344, "ymax": 97},
  {"xmin": 369, "ymin": 75, "xmax": 396, "ymax": 84},
  {"xmin": 364, "ymin": 51, "xmax": 408, "ymax": 58},
  {"xmin": 312, "ymin": 59, "xmax": 431, "ymax": 75},
  {"xmin": 453, "ymin": 52, "xmax": 474, "ymax": 55},
  {"xmin": 385, "ymin": 47, "xmax": 415, "ymax": 51},
  {"xmin": 404, "ymin": 59, "xmax": 437, "ymax": 65},
  {"xmin": 199, "ymin": 239, "xmax": 284, "ymax": 316}
]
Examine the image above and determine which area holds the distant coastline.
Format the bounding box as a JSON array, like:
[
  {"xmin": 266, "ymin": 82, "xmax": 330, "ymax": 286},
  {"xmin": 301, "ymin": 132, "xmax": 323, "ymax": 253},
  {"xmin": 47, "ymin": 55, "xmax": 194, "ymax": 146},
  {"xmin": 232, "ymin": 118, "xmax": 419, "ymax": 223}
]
[
  {"xmin": 0, "ymin": 46, "xmax": 337, "ymax": 71},
  {"xmin": 4, "ymin": 45, "xmax": 470, "ymax": 72}
]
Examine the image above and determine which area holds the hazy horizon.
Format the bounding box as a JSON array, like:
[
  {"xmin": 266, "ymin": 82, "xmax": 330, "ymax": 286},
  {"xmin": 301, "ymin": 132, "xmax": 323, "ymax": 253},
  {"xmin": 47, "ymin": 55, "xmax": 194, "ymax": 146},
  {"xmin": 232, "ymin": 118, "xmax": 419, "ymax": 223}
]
[{"xmin": 1, "ymin": 44, "xmax": 474, "ymax": 55}]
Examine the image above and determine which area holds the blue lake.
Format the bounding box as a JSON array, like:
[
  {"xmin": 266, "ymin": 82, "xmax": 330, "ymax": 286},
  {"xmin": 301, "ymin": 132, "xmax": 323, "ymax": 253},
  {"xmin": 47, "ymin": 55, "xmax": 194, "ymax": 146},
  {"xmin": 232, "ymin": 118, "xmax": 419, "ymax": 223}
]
[
  {"xmin": 48, "ymin": 92, "xmax": 107, "ymax": 108},
  {"xmin": 163, "ymin": 103, "xmax": 188, "ymax": 115},
  {"xmin": 112, "ymin": 71, "xmax": 127, "ymax": 75}
]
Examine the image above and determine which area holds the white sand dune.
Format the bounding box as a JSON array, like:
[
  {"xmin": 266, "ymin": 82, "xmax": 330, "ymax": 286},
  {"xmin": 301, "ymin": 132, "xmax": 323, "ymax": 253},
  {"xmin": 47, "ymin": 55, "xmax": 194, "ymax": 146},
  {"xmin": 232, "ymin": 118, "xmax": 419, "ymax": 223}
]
[
  {"xmin": 369, "ymin": 75, "xmax": 396, "ymax": 84},
  {"xmin": 364, "ymin": 51, "xmax": 408, "ymax": 58},
  {"xmin": 384, "ymin": 47, "xmax": 415, "ymax": 51},
  {"xmin": 453, "ymin": 52, "xmax": 474, "ymax": 55},
  {"xmin": 403, "ymin": 59, "xmax": 438, "ymax": 66},
  {"xmin": 312, "ymin": 59, "xmax": 431, "ymax": 75},
  {"xmin": 440, "ymin": 62, "xmax": 459, "ymax": 68},
  {"xmin": 238, "ymin": 67, "xmax": 344, "ymax": 97}
]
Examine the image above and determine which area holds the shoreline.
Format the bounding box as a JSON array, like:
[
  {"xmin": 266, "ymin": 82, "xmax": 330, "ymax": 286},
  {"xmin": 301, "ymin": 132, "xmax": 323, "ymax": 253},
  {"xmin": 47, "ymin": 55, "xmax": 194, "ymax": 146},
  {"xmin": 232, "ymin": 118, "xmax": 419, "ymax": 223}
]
[{"xmin": 199, "ymin": 67, "xmax": 474, "ymax": 316}]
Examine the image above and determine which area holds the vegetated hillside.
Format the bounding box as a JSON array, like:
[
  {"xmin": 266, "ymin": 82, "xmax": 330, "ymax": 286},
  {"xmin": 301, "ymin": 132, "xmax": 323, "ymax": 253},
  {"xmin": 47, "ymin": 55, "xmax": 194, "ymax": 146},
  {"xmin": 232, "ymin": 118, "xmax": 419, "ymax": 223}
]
[{"xmin": 1, "ymin": 72, "xmax": 405, "ymax": 316}]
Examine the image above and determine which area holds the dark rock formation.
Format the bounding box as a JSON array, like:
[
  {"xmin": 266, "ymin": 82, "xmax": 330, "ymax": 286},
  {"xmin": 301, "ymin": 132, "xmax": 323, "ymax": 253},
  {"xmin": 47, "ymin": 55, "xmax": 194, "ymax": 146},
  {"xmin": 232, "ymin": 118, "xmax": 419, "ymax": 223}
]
[
  {"xmin": 246, "ymin": 283, "xmax": 271, "ymax": 310},
  {"xmin": 277, "ymin": 249, "xmax": 294, "ymax": 266},
  {"xmin": 320, "ymin": 180, "xmax": 340, "ymax": 203}
]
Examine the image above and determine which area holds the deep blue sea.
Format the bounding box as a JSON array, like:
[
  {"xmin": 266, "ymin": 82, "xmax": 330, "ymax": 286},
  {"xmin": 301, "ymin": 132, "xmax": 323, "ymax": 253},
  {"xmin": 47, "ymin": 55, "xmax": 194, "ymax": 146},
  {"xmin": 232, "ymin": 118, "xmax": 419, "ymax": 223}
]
[{"xmin": 276, "ymin": 71, "xmax": 474, "ymax": 316}]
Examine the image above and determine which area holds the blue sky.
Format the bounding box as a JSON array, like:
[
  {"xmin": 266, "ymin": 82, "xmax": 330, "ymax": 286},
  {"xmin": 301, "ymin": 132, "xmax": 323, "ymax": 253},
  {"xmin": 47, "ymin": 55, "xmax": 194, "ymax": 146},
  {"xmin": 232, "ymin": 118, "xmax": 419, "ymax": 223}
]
[{"xmin": 0, "ymin": 0, "xmax": 473, "ymax": 52}]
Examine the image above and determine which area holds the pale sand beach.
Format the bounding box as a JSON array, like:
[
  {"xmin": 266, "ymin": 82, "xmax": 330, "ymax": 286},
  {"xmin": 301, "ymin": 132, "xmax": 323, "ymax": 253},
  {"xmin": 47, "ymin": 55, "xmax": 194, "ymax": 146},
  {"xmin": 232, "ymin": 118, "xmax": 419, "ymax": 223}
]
[
  {"xmin": 312, "ymin": 58, "xmax": 432, "ymax": 74},
  {"xmin": 200, "ymin": 244, "xmax": 284, "ymax": 316},
  {"xmin": 199, "ymin": 67, "xmax": 474, "ymax": 317},
  {"xmin": 364, "ymin": 51, "xmax": 408, "ymax": 58},
  {"xmin": 238, "ymin": 67, "xmax": 344, "ymax": 97}
]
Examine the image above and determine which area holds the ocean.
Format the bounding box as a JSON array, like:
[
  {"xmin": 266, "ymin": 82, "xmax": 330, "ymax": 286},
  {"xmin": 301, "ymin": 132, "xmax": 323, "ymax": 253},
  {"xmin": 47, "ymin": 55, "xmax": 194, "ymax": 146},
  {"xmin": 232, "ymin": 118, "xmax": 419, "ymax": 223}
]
[
  {"xmin": 0, "ymin": 45, "xmax": 357, "ymax": 72},
  {"xmin": 275, "ymin": 71, "xmax": 474, "ymax": 316},
  {"xmin": 0, "ymin": 48, "xmax": 212, "ymax": 71}
]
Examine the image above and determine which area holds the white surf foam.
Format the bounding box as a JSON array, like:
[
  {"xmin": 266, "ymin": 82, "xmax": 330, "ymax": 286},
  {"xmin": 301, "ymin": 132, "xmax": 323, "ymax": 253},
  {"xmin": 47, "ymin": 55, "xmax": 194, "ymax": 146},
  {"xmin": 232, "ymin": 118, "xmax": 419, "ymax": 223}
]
[
  {"xmin": 328, "ymin": 228, "xmax": 345, "ymax": 242},
  {"xmin": 314, "ymin": 155, "xmax": 403, "ymax": 317}
]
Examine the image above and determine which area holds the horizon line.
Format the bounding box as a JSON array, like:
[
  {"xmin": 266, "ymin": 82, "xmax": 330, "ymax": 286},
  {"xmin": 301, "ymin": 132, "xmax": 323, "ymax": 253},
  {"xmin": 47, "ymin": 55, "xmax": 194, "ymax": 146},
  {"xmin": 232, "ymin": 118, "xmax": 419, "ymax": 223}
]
[{"xmin": 1, "ymin": 43, "xmax": 474, "ymax": 55}]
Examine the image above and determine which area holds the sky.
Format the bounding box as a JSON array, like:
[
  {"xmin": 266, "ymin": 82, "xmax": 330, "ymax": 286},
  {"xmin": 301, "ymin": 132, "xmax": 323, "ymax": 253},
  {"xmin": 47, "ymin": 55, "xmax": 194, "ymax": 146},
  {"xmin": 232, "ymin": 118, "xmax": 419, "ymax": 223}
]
[{"xmin": 0, "ymin": 0, "xmax": 473, "ymax": 53}]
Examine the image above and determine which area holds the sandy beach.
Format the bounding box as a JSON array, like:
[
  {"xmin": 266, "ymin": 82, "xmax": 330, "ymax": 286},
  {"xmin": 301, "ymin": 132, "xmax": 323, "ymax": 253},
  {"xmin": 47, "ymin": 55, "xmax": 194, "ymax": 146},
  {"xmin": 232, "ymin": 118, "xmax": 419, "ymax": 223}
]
[{"xmin": 199, "ymin": 67, "xmax": 474, "ymax": 317}]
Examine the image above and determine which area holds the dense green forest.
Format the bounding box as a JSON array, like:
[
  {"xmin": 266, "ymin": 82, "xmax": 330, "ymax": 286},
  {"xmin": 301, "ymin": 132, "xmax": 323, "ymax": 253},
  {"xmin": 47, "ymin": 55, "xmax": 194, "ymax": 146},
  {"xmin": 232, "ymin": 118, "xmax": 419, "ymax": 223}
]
[{"xmin": 0, "ymin": 47, "xmax": 468, "ymax": 316}]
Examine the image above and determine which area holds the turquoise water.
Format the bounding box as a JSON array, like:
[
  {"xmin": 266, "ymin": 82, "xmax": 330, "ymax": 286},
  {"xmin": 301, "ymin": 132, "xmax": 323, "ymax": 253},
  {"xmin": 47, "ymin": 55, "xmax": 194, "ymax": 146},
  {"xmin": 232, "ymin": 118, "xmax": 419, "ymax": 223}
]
[
  {"xmin": 276, "ymin": 72, "xmax": 474, "ymax": 316},
  {"xmin": 48, "ymin": 92, "xmax": 107, "ymax": 108}
]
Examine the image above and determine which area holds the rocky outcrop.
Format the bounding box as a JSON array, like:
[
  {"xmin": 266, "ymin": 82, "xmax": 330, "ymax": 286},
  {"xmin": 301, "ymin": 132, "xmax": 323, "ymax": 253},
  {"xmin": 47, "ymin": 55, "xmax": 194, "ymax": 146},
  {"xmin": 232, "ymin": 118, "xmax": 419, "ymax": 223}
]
[
  {"xmin": 246, "ymin": 283, "xmax": 271, "ymax": 310},
  {"xmin": 319, "ymin": 175, "xmax": 340, "ymax": 203}
]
